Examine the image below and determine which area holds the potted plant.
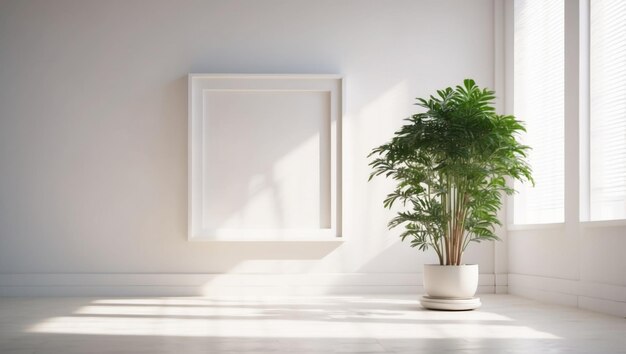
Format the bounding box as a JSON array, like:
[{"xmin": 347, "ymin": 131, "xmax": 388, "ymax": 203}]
[{"xmin": 369, "ymin": 79, "xmax": 532, "ymax": 309}]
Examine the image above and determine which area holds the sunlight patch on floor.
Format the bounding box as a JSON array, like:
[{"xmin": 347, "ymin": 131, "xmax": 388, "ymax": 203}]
[{"xmin": 26, "ymin": 296, "xmax": 559, "ymax": 340}]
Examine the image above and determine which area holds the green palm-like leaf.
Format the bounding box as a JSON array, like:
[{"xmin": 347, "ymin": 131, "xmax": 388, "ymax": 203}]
[{"xmin": 369, "ymin": 79, "xmax": 533, "ymax": 265}]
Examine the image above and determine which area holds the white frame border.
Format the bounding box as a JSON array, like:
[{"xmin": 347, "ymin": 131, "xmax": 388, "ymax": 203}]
[{"xmin": 188, "ymin": 74, "xmax": 343, "ymax": 242}]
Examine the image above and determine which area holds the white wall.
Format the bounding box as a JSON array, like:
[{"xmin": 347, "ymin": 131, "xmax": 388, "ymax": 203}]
[
  {"xmin": 0, "ymin": 0, "xmax": 499, "ymax": 295},
  {"xmin": 508, "ymin": 226, "xmax": 626, "ymax": 317}
]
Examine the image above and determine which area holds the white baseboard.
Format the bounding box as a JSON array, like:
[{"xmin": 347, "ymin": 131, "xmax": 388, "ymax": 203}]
[
  {"xmin": 5, "ymin": 272, "xmax": 623, "ymax": 317},
  {"xmin": 509, "ymin": 273, "xmax": 626, "ymax": 317},
  {"xmin": 494, "ymin": 273, "xmax": 508, "ymax": 294},
  {"xmin": 0, "ymin": 273, "xmax": 497, "ymax": 297}
]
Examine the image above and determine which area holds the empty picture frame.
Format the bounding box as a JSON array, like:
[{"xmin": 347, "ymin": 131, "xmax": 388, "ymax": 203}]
[{"xmin": 188, "ymin": 74, "xmax": 342, "ymax": 241}]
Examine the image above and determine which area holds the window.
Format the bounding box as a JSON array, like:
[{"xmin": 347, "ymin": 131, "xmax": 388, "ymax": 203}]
[
  {"xmin": 589, "ymin": 0, "xmax": 626, "ymax": 221},
  {"xmin": 513, "ymin": 0, "xmax": 565, "ymax": 224}
]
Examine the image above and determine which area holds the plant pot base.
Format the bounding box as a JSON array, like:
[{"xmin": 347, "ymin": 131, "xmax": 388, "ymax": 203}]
[{"xmin": 420, "ymin": 296, "xmax": 481, "ymax": 311}]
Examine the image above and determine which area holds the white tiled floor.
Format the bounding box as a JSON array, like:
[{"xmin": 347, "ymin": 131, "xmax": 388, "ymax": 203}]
[{"xmin": 0, "ymin": 294, "xmax": 624, "ymax": 353}]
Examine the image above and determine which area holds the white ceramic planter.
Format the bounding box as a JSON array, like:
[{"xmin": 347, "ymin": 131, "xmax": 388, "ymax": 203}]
[{"xmin": 423, "ymin": 264, "xmax": 479, "ymax": 299}]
